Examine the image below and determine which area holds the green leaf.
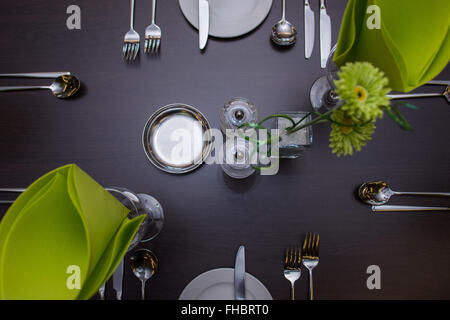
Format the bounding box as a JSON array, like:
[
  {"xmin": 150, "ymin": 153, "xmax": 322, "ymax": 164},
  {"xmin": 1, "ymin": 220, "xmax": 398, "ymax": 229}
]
[{"xmin": 385, "ymin": 105, "xmax": 413, "ymax": 131}]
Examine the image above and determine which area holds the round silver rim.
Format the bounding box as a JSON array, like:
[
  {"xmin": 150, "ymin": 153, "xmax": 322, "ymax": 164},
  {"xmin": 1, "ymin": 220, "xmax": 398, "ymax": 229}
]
[{"xmin": 142, "ymin": 103, "xmax": 212, "ymax": 174}]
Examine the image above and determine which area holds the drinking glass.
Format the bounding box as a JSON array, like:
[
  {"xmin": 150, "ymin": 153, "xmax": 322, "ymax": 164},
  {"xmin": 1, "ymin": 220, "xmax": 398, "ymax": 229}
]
[
  {"xmin": 219, "ymin": 97, "xmax": 258, "ymax": 134},
  {"xmin": 309, "ymin": 44, "xmax": 341, "ymax": 111},
  {"xmin": 220, "ymin": 136, "xmax": 256, "ymax": 179},
  {"xmin": 106, "ymin": 187, "xmax": 164, "ymax": 246}
]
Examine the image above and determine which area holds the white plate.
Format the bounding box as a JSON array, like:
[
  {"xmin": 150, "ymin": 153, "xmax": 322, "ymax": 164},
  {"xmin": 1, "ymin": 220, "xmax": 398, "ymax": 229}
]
[
  {"xmin": 179, "ymin": 268, "xmax": 273, "ymax": 300},
  {"xmin": 178, "ymin": 0, "xmax": 273, "ymax": 38}
]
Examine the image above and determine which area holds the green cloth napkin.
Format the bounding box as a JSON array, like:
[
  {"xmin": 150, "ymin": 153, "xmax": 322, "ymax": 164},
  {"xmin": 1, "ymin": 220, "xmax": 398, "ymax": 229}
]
[
  {"xmin": 334, "ymin": 0, "xmax": 450, "ymax": 92},
  {"xmin": 0, "ymin": 164, "xmax": 145, "ymax": 300}
]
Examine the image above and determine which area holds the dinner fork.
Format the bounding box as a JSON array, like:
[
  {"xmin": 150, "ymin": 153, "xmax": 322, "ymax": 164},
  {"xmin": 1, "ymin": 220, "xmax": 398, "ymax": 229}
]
[
  {"xmin": 145, "ymin": 0, "xmax": 161, "ymax": 53},
  {"xmin": 123, "ymin": 0, "xmax": 140, "ymax": 60},
  {"xmin": 283, "ymin": 247, "xmax": 301, "ymax": 300},
  {"xmin": 302, "ymin": 232, "xmax": 319, "ymax": 300}
]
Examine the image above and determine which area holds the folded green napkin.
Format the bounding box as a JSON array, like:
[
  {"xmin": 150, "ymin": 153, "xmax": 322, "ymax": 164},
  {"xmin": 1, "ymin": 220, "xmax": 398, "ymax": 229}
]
[
  {"xmin": 0, "ymin": 164, "xmax": 145, "ymax": 300},
  {"xmin": 334, "ymin": 0, "xmax": 450, "ymax": 92}
]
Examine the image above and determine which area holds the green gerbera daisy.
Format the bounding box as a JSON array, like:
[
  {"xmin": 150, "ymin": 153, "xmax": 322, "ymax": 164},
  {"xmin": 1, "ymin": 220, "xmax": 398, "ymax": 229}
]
[
  {"xmin": 334, "ymin": 62, "xmax": 390, "ymax": 122},
  {"xmin": 329, "ymin": 109, "xmax": 376, "ymax": 156}
]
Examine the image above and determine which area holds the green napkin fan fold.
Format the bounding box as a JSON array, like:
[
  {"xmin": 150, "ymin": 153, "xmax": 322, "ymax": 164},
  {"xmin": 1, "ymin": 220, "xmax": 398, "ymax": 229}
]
[
  {"xmin": 334, "ymin": 0, "xmax": 450, "ymax": 92},
  {"xmin": 0, "ymin": 164, "xmax": 144, "ymax": 300}
]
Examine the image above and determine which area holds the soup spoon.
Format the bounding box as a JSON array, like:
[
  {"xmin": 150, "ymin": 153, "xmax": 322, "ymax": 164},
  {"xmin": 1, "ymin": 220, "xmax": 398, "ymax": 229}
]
[
  {"xmin": 271, "ymin": 0, "xmax": 296, "ymax": 46},
  {"xmin": 0, "ymin": 75, "xmax": 80, "ymax": 99},
  {"xmin": 130, "ymin": 249, "xmax": 158, "ymax": 300},
  {"xmin": 358, "ymin": 181, "xmax": 450, "ymax": 206}
]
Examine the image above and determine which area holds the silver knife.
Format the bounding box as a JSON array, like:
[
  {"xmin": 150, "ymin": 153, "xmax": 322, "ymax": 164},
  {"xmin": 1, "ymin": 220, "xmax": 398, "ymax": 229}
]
[
  {"xmin": 112, "ymin": 258, "xmax": 124, "ymax": 300},
  {"xmin": 234, "ymin": 245, "xmax": 246, "ymax": 300},
  {"xmin": 198, "ymin": 0, "xmax": 209, "ymax": 50},
  {"xmin": 0, "ymin": 72, "xmax": 71, "ymax": 79},
  {"xmin": 304, "ymin": 0, "xmax": 315, "ymax": 59},
  {"xmin": 319, "ymin": 0, "xmax": 331, "ymax": 68},
  {"xmin": 98, "ymin": 283, "xmax": 106, "ymax": 300},
  {"xmin": 372, "ymin": 205, "xmax": 450, "ymax": 212}
]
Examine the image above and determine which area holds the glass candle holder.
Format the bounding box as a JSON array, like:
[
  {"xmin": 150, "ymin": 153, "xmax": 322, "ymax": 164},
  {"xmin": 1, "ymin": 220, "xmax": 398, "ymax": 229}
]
[
  {"xmin": 220, "ymin": 136, "xmax": 256, "ymax": 179},
  {"xmin": 219, "ymin": 97, "xmax": 258, "ymax": 134}
]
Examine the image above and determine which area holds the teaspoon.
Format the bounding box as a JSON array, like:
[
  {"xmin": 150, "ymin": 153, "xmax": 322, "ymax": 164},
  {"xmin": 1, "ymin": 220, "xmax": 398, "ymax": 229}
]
[
  {"xmin": 0, "ymin": 75, "xmax": 80, "ymax": 99},
  {"xmin": 358, "ymin": 181, "xmax": 450, "ymax": 205},
  {"xmin": 271, "ymin": 0, "xmax": 297, "ymax": 46},
  {"xmin": 130, "ymin": 249, "xmax": 158, "ymax": 300}
]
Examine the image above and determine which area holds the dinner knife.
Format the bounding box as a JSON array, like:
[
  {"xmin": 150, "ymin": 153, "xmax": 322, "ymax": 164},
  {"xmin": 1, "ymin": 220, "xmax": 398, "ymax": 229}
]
[
  {"xmin": 0, "ymin": 72, "xmax": 71, "ymax": 79},
  {"xmin": 98, "ymin": 283, "xmax": 106, "ymax": 300},
  {"xmin": 372, "ymin": 205, "xmax": 450, "ymax": 212},
  {"xmin": 304, "ymin": 0, "xmax": 315, "ymax": 59},
  {"xmin": 319, "ymin": 0, "xmax": 331, "ymax": 68},
  {"xmin": 198, "ymin": 0, "xmax": 209, "ymax": 50},
  {"xmin": 112, "ymin": 258, "xmax": 124, "ymax": 300},
  {"xmin": 234, "ymin": 245, "xmax": 246, "ymax": 300}
]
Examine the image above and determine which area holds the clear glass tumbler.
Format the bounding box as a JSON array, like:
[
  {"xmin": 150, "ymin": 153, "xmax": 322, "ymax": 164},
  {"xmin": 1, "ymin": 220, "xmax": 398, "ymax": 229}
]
[
  {"xmin": 219, "ymin": 97, "xmax": 258, "ymax": 134},
  {"xmin": 271, "ymin": 111, "xmax": 313, "ymax": 159}
]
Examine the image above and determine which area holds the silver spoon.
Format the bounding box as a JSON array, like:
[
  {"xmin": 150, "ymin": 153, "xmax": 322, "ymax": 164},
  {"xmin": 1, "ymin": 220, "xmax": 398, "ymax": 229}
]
[
  {"xmin": 388, "ymin": 85, "xmax": 450, "ymax": 103},
  {"xmin": 130, "ymin": 249, "xmax": 158, "ymax": 300},
  {"xmin": 0, "ymin": 75, "xmax": 80, "ymax": 99},
  {"xmin": 358, "ymin": 181, "xmax": 450, "ymax": 205},
  {"xmin": 271, "ymin": 0, "xmax": 296, "ymax": 46}
]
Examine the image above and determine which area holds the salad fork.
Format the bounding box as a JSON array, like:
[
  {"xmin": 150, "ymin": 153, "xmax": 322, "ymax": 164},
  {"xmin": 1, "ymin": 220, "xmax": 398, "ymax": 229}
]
[
  {"xmin": 145, "ymin": 0, "xmax": 161, "ymax": 53},
  {"xmin": 302, "ymin": 233, "xmax": 320, "ymax": 300},
  {"xmin": 283, "ymin": 247, "xmax": 301, "ymax": 300},
  {"xmin": 123, "ymin": 0, "xmax": 140, "ymax": 60}
]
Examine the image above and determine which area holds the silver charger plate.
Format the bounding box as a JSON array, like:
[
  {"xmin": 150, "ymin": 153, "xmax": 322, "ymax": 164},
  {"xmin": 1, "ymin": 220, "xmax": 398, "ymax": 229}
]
[
  {"xmin": 142, "ymin": 104, "xmax": 212, "ymax": 174},
  {"xmin": 178, "ymin": 0, "xmax": 273, "ymax": 38},
  {"xmin": 179, "ymin": 268, "xmax": 273, "ymax": 300}
]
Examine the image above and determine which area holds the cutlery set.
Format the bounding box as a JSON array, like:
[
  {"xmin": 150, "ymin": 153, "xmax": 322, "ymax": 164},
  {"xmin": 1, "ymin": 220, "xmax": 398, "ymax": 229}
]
[
  {"xmin": 358, "ymin": 181, "xmax": 450, "ymax": 212},
  {"xmin": 284, "ymin": 233, "xmax": 320, "ymax": 300},
  {"xmin": 123, "ymin": 0, "xmax": 161, "ymax": 60},
  {"xmin": 270, "ymin": 0, "xmax": 331, "ymax": 68},
  {"xmin": 303, "ymin": 0, "xmax": 331, "ymax": 67},
  {"xmin": 97, "ymin": 249, "xmax": 158, "ymax": 300}
]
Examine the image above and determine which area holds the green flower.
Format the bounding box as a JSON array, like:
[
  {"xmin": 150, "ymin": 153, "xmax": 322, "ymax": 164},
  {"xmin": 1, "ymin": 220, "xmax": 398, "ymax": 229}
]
[
  {"xmin": 329, "ymin": 109, "xmax": 375, "ymax": 156},
  {"xmin": 334, "ymin": 62, "xmax": 390, "ymax": 122}
]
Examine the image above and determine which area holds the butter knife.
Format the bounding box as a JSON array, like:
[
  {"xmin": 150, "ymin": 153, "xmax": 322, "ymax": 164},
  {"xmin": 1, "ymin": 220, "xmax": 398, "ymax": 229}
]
[
  {"xmin": 234, "ymin": 245, "xmax": 246, "ymax": 300},
  {"xmin": 112, "ymin": 258, "xmax": 124, "ymax": 300},
  {"xmin": 198, "ymin": 0, "xmax": 209, "ymax": 50},
  {"xmin": 304, "ymin": 0, "xmax": 315, "ymax": 59},
  {"xmin": 319, "ymin": 0, "xmax": 331, "ymax": 68}
]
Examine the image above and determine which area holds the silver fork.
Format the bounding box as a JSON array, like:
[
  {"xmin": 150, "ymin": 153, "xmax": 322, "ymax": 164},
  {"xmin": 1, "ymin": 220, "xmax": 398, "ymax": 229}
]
[
  {"xmin": 283, "ymin": 247, "xmax": 301, "ymax": 300},
  {"xmin": 123, "ymin": 0, "xmax": 140, "ymax": 60},
  {"xmin": 302, "ymin": 232, "xmax": 320, "ymax": 300},
  {"xmin": 145, "ymin": 0, "xmax": 161, "ymax": 53}
]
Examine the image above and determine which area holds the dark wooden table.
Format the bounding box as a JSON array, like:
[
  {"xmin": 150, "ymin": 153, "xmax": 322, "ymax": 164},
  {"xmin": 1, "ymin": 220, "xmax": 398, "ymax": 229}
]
[{"xmin": 0, "ymin": 0, "xmax": 449, "ymax": 300}]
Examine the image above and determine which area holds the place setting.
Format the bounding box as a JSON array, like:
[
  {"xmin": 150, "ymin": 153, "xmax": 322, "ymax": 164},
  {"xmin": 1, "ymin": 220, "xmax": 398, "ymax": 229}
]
[{"xmin": 0, "ymin": 0, "xmax": 449, "ymax": 302}]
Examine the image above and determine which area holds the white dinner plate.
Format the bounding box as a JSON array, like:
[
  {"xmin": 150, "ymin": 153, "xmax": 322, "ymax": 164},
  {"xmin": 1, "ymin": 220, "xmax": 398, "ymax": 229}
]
[
  {"xmin": 178, "ymin": 0, "xmax": 273, "ymax": 38},
  {"xmin": 179, "ymin": 268, "xmax": 273, "ymax": 300}
]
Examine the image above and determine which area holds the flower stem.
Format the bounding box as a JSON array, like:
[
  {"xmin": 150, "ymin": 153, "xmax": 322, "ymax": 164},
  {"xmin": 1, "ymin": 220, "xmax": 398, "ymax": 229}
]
[{"xmin": 286, "ymin": 110, "xmax": 334, "ymax": 133}]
